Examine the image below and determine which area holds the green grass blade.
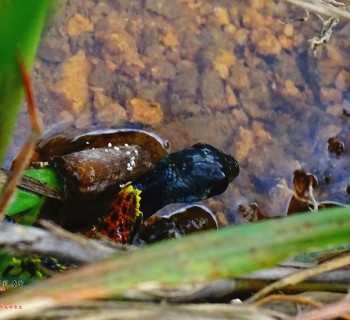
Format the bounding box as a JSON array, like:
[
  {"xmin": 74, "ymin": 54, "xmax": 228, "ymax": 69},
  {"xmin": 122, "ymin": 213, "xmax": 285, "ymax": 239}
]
[
  {"xmin": 0, "ymin": 0, "xmax": 52, "ymax": 165},
  {"xmin": 0, "ymin": 206, "xmax": 350, "ymax": 308}
]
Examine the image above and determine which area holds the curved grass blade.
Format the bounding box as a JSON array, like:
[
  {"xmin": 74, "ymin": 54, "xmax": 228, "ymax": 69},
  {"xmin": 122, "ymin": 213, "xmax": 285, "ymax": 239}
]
[{"xmin": 0, "ymin": 0, "xmax": 53, "ymax": 165}]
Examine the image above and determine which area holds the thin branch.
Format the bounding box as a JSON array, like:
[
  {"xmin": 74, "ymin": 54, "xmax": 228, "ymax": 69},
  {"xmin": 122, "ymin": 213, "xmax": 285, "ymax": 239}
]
[
  {"xmin": 0, "ymin": 221, "xmax": 129, "ymax": 263},
  {"xmin": 246, "ymin": 254, "xmax": 350, "ymax": 303},
  {"xmin": 283, "ymin": 0, "xmax": 350, "ymax": 19}
]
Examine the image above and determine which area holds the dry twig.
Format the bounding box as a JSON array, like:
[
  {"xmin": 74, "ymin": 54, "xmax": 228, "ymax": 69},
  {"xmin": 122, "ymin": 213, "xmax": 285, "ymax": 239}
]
[
  {"xmin": 0, "ymin": 220, "xmax": 129, "ymax": 263},
  {"xmin": 246, "ymin": 254, "xmax": 350, "ymax": 303}
]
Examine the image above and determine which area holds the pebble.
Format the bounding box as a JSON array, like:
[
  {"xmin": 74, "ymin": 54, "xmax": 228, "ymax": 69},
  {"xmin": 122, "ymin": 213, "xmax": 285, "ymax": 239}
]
[
  {"xmin": 145, "ymin": 0, "xmax": 182, "ymax": 19},
  {"xmin": 172, "ymin": 70, "xmax": 199, "ymax": 98},
  {"xmin": 242, "ymin": 9, "xmax": 268, "ymax": 29},
  {"xmin": 335, "ymin": 69, "xmax": 350, "ymax": 91},
  {"xmin": 320, "ymin": 87, "xmax": 343, "ymax": 105},
  {"xmin": 282, "ymin": 79, "xmax": 300, "ymax": 97},
  {"xmin": 89, "ymin": 61, "xmax": 115, "ymax": 92},
  {"xmin": 67, "ymin": 13, "xmax": 94, "ymax": 37},
  {"xmin": 254, "ymin": 29, "xmax": 282, "ymax": 56},
  {"xmin": 225, "ymin": 85, "xmax": 238, "ymax": 106},
  {"xmin": 200, "ymin": 69, "xmax": 226, "ymax": 110},
  {"xmin": 127, "ymin": 98, "xmax": 164, "ymax": 126},
  {"xmin": 162, "ymin": 27, "xmax": 179, "ymax": 47},
  {"xmin": 55, "ymin": 50, "xmax": 92, "ymax": 114},
  {"xmin": 37, "ymin": 36, "xmax": 70, "ymax": 63},
  {"xmin": 228, "ymin": 65, "xmax": 251, "ymax": 91},
  {"xmin": 213, "ymin": 7, "xmax": 230, "ymax": 26},
  {"xmin": 234, "ymin": 127, "xmax": 255, "ymax": 163}
]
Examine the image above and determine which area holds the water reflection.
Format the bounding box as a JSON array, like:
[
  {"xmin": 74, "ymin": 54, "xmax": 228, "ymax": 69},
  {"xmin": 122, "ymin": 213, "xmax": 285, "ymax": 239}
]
[{"xmin": 5, "ymin": 0, "xmax": 350, "ymax": 223}]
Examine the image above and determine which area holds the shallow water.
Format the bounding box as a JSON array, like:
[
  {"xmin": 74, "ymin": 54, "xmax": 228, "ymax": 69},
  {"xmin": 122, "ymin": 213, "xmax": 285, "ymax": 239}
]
[{"xmin": 5, "ymin": 0, "xmax": 350, "ymax": 224}]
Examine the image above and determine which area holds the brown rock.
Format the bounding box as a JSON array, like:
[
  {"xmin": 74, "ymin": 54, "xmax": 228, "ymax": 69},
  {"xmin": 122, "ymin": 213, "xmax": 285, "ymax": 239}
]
[
  {"xmin": 163, "ymin": 28, "xmax": 179, "ymax": 47},
  {"xmin": 89, "ymin": 61, "xmax": 115, "ymax": 92},
  {"xmin": 278, "ymin": 34, "xmax": 293, "ymax": 50},
  {"xmin": 320, "ymin": 87, "xmax": 343, "ymax": 105},
  {"xmin": 225, "ymin": 84, "xmax": 238, "ymax": 106},
  {"xmin": 145, "ymin": 0, "xmax": 182, "ymax": 19},
  {"xmin": 216, "ymin": 49, "xmax": 236, "ymax": 64},
  {"xmin": 232, "ymin": 108, "xmax": 249, "ymax": 126},
  {"xmin": 127, "ymin": 98, "xmax": 164, "ymax": 126},
  {"xmin": 93, "ymin": 92, "xmax": 128, "ymax": 126},
  {"xmin": 56, "ymin": 50, "xmax": 92, "ymax": 114},
  {"xmin": 97, "ymin": 30, "xmax": 145, "ymax": 77},
  {"xmin": 213, "ymin": 7, "xmax": 230, "ymax": 26},
  {"xmin": 234, "ymin": 29, "xmax": 249, "ymax": 45},
  {"xmin": 242, "ymin": 9, "xmax": 270, "ymax": 29},
  {"xmin": 75, "ymin": 108, "xmax": 93, "ymax": 129},
  {"xmin": 172, "ymin": 69, "xmax": 199, "ymax": 98},
  {"xmin": 38, "ymin": 37, "xmax": 70, "ymax": 63},
  {"xmin": 326, "ymin": 104, "xmax": 343, "ymax": 117},
  {"xmin": 213, "ymin": 49, "xmax": 236, "ymax": 79},
  {"xmin": 283, "ymin": 24, "xmax": 294, "ymax": 37},
  {"xmin": 317, "ymin": 64, "xmax": 341, "ymax": 86},
  {"xmin": 223, "ymin": 24, "xmax": 237, "ymax": 38},
  {"xmin": 67, "ymin": 13, "xmax": 93, "ymax": 37},
  {"xmin": 234, "ymin": 127, "xmax": 254, "ymax": 163},
  {"xmin": 335, "ymin": 69, "xmax": 350, "ymax": 91},
  {"xmin": 201, "ymin": 69, "xmax": 226, "ymax": 110},
  {"xmin": 229, "ymin": 65, "xmax": 250, "ymax": 91},
  {"xmin": 256, "ymin": 30, "xmax": 282, "ymax": 56},
  {"xmin": 282, "ymin": 79, "xmax": 300, "ymax": 97}
]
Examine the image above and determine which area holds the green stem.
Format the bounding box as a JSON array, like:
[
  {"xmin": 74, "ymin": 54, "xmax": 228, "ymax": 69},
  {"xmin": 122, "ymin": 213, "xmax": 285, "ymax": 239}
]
[{"xmin": 1, "ymin": 207, "xmax": 350, "ymax": 309}]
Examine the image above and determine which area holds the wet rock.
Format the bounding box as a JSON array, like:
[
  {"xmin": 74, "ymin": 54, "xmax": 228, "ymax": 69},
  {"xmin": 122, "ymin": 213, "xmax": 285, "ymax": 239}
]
[
  {"xmin": 67, "ymin": 13, "xmax": 94, "ymax": 37},
  {"xmin": 75, "ymin": 108, "xmax": 93, "ymax": 129},
  {"xmin": 93, "ymin": 91, "xmax": 128, "ymax": 126},
  {"xmin": 200, "ymin": 27, "xmax": 232, "ymax": 51},
  {"xmin": 169, "ymin": 95, "xmax": 201, "ymax": 118},
  {"xmin": 157, "ymin": 114, "xmax": 236, "ymax": 150},
  {"xmin": 278, "ymin": 34, "xmax": 293, "ymax": 51},
  {"xmin": 55, "ymin": 50, "xmax": 92, "ymax": 114},
  {"xmin": 89, "ymin": 61, "xmax": 115, "ymax": 92},
  {"xmin": 251, "ymin": 28, "xmax": 282, "ymax": 56},
  {"xmin": 282, "ymin": 79, "xmax": 300, "ymax": 98},
  {"xmin": 162, "ymin": 27, "xmax": 179, "ymax": 47},
  {"xmin": 38, "ymin": 36, "xmax": 70, "ymax": 63},
  {"xmin": 229, "ymin": 65, "xmax": 251, "ymax": 91},
  {"xmin": 320, "ymin": 87, "xmax": 343, "ymax": 105},
  {"xmin": 171, "ymin": 69, "xmax": 199, "ymax": 98},
  {"xmin": 138, "ymin": 25, "xmax": 159, "ymax": 55},
  {"xmin": 225, "ymin": 84, "xmax": 238, "ymax": 106},
  {"xmin": 180, "ymin": 32, "xmax": 201, "ymax": 60},
  {"xmin": 147, "ymin": 59, "xmax": 176, "ymax": 80},
  {"xmin": 213, "ymin": 49, "xmax": 236, "ymax": 79},
  {"xmin": 242, "ymin": 9, "xmax": 267, "ymax": 29},
  {"xmin": 233, "ymin": 127, "xmax": 254, "ymax": 163},
  {"xmin": 135, "ymin": 80, "xmax": 167, "ymax": 103},
  {"xmin": 145, "ymin": 0, "xmax": 182, "ymax": 20},
  {"xmin": 335, "ymin": 69, "xmax": 350, "ymax": 91},
  {"xmin": 97, "ymin": 29, "xmax": 145, "ymax": 77},
  {"xmin": 127, "ymin": 98, "xmax": 164, "ymax": 126},
  {"xmin": 97, "ymin": 105, "xmax": 128, "ymax": 127},
  {"xmin": 232, "ymin": 108, "xmax": 249, "ymax": 126},
  {"xmin": 200, "ymin": 69, "xmax": 226, "ymax": 110},
  {"xmin": 213, "ymin": 7, "xmax": 230, "ymax": 26}
]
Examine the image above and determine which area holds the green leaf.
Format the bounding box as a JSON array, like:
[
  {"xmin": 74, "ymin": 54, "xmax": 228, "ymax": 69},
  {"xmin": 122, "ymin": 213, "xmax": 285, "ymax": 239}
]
[
  {"xmin": 0, "ymin": 0, "xmax": 53, "ymax": 165},
  {"xmin": 6, "ymin": 190, "xmax": 42, "ymax": 217},
  {"xmin": 6, "ymin": 168, "xmax": 62, "ymax": 217},
  {"xmin": 24, "ymin": 168, "xmax": 63, "ymax": 191}
]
